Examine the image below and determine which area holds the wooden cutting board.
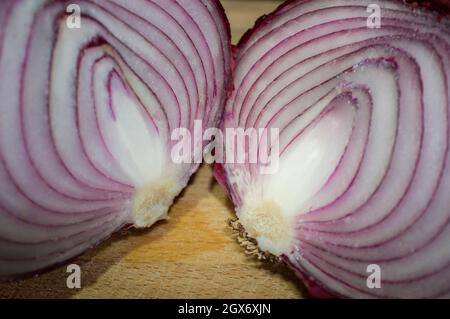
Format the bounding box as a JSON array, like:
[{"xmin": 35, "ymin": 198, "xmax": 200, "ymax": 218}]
[{"xmin": 0, "ymin": 0, "xmax": 305, "ymax": 299}]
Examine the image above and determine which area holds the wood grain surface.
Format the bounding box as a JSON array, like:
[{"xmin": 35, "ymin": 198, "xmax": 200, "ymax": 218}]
[{"xmin": 0, "ymin": 0, "xmax": 306, "ymax": 299}]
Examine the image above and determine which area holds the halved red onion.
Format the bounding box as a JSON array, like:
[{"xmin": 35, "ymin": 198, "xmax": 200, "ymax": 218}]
[
  {"xmin": 0, "ymin": 0, "xmax": 231, "ymax": 279},
  {"xmin": 215, "ymin": 0, "xmax": 450, "ymax": 298}
]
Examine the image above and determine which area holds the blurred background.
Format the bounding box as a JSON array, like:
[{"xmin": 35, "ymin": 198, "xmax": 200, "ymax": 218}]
[{"xmin": 223, "ymin": 0, "xmax": 282, "ymax": 44}]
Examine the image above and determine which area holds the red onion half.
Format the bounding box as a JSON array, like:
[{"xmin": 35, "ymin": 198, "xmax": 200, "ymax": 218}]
[
  {"xmin": 215, "ymin": 0, "xmax": 450, "ymax": 298},
  {"xmin": 0, "ymin": 0, "xmax": 231, "ymax": 279}
]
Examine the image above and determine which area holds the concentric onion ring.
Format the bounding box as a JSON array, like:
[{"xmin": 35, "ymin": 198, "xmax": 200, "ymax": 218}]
[
  {"xmin": 0, "ymin": 0, "xmax": 231, "ymax": 279},
  {"xmin": 215, "ymin": 0, "xmax": 450, "ymax": 298}
]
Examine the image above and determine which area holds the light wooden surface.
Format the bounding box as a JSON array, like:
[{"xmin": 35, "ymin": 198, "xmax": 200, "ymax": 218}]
[{"xmin": 0, "ymin": 0, "xmax": 305, "ymax": 299}]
